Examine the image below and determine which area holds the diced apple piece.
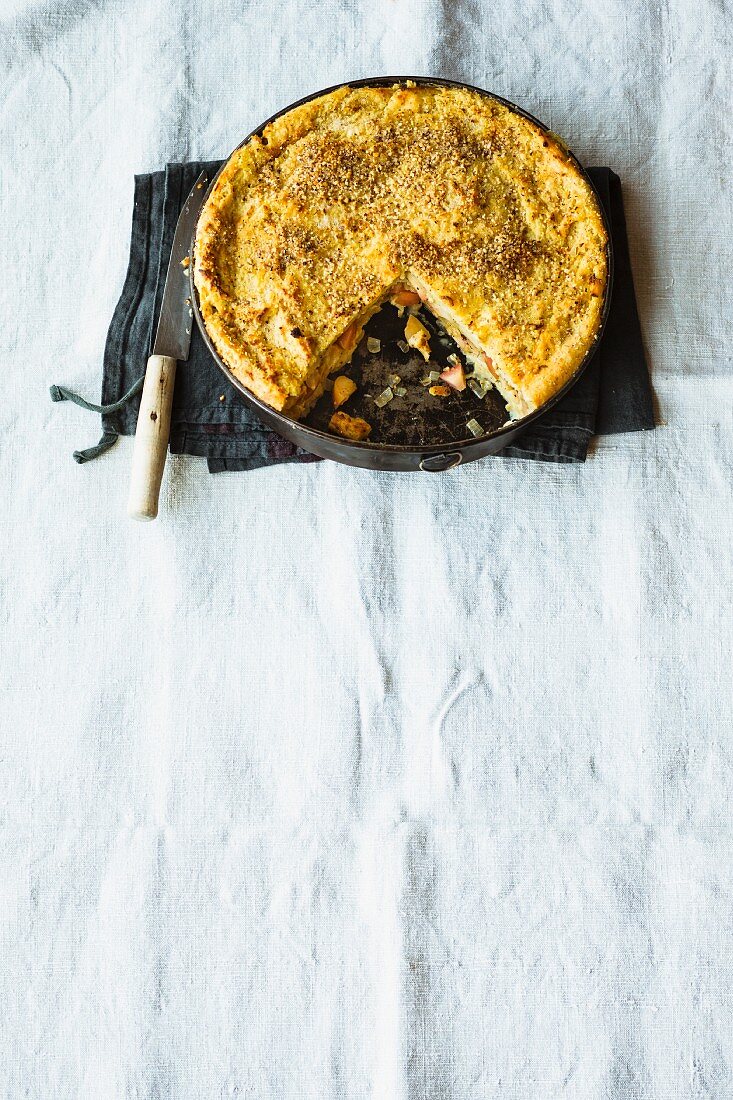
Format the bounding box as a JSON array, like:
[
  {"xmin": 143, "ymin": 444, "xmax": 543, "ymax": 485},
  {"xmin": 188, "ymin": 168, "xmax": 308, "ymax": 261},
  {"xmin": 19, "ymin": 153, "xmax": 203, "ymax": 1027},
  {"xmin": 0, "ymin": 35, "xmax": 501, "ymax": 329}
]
[
  {"xmin": 439, "ymin": 362, "xmax": 466, "ymax": 391},
  {"xmin": 404, "ymin": 315, "xmax": 431, "ymax": 361},
  {"xmin": 337, "ymin": 321, "xmax": 359, "ymax": 350},
  {"xmin": 329, "ymin": 411, "xmax": 372, "ymax": 441},
  {"xmin": 332, "ymin": 375, "xmax": 357, "ymax": 408}
]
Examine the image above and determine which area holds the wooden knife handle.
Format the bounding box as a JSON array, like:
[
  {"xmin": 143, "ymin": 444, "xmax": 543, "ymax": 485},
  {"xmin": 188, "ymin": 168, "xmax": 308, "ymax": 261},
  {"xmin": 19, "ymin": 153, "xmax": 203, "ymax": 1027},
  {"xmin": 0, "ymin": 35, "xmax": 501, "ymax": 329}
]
[{"xmin": 127, "ymin": 354, "xmax": 177, "ymax": 521}]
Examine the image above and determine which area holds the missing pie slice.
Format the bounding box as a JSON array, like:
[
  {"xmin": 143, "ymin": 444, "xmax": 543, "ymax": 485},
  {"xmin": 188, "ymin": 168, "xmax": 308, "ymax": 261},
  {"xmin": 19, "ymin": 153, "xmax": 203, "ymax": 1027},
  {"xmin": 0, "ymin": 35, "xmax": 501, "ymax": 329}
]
[{"xmin": 194, "ymin": 83, "xmax": 608, "ymax": 425}]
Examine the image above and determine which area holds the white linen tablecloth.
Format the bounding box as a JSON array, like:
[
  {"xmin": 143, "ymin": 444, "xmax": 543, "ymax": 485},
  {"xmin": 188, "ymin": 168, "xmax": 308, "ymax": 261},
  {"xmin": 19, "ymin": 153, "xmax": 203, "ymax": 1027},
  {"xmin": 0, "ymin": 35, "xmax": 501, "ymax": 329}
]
[{"xmin": 2, "ymin": 1, "xmax": 732, "ymax": 1096}]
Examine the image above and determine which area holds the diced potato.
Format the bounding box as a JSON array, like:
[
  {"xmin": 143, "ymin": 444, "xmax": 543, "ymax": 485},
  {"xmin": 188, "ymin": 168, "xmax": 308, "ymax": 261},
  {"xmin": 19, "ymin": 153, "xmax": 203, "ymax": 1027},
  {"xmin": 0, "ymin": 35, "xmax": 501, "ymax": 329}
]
[
  {"xmin": 404, "ymin": 315, "xmax": 427, "ymax": 342},
  {"xmin": 404, "ymin": 315, "xmax": 431, "ymax": 360},
  {"xmin": 332, "ymin": 375, "xmax": 357, "ymax": 408},
  {"xmin": 329, "ymin": 411, "xmax": 372, "ymax": 441}
]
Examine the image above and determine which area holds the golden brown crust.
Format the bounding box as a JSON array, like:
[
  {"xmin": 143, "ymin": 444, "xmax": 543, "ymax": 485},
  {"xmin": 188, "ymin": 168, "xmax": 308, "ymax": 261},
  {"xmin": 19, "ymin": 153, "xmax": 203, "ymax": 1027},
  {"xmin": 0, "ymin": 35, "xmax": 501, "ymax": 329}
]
[{"xmin": 194, "ymin": 83, "xmax": 607, "ymax": 419}]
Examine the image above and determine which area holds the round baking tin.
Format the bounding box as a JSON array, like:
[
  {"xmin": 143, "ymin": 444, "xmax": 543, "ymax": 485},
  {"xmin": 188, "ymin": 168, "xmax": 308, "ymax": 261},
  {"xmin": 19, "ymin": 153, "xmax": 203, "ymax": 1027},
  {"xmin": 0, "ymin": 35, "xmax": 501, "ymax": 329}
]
[{"xmin": 190, "ymin": 76, "xmax": 614, "ymax": 472}]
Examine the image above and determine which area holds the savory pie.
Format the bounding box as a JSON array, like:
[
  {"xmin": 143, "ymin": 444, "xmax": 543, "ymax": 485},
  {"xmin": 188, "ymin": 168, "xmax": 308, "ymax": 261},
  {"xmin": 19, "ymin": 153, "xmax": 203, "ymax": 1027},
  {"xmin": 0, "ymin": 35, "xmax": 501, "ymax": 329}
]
[{"xmin": 194, "ymin": 82, "xmax": 608, "ymax": 424}]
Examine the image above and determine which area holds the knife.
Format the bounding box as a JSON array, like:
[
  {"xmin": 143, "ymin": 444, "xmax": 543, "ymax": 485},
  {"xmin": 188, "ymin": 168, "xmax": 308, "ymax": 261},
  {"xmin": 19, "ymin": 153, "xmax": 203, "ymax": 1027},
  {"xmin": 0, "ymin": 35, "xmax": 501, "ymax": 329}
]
[{"xmin": 127, "ymin": 170, "xmax": 210, "ymax": 521}]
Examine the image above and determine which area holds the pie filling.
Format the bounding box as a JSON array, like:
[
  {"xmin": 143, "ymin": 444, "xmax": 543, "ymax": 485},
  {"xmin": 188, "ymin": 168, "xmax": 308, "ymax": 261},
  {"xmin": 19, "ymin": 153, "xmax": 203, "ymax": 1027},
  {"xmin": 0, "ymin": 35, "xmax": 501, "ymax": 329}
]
[
  {"xmin": 287, "ymin": 277, "xmax": 532, "ymax": 425},
  {"xmin": 399, "ymin": 277, "xmax": 533, "ymax": 420}
]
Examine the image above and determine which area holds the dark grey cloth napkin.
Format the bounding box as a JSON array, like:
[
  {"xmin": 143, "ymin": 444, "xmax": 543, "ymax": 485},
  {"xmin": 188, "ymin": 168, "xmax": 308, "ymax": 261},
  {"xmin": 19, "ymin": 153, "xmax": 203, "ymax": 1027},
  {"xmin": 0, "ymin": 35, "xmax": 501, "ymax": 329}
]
[{"xmin": 55, "ymin": 161, "xmax": 654, "ymax": 469}]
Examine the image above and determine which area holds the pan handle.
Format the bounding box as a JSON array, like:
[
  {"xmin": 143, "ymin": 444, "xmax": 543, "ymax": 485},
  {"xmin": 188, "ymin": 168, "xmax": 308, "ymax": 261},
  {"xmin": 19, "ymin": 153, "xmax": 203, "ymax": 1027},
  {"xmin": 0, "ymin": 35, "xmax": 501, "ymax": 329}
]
[{"xmin": 419, "ymin": 452, "xmax": 462, "ymax": 472}]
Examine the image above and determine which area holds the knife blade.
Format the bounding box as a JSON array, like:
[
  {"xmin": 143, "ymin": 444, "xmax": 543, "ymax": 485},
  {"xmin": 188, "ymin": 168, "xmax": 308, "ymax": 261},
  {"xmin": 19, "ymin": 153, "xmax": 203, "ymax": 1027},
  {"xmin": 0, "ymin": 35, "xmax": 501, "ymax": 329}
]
[
  {"xmin": 127, "ymin": 169, "xmax": 210, "ymax": 521},
  {"xmin": 153, "ymin": 169, "xmax": 210, "ymax": 359}
]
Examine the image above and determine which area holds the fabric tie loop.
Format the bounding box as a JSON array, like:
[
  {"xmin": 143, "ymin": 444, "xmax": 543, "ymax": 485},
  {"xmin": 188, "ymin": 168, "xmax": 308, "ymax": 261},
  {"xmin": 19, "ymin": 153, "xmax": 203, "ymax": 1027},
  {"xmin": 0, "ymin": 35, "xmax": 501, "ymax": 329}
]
[
  {"xmin": 50, "ymin": 376, "xmax": 144, "ymax": 415},
  {"xmin": 50, "ymin": 376, "xmax": 144, "ymax": 462}
]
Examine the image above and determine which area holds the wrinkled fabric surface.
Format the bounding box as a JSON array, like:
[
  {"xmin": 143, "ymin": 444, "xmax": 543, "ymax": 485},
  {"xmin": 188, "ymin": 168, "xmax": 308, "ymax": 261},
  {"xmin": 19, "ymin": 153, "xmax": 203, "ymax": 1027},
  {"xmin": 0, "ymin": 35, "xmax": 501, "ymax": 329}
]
[
  {"xmin": 93, "ymin": 163, "xmax": 652, "ymax": 468},
  {"xmin": 2, "ymin": 1, "xmax": 733, "ymax": 1098}
]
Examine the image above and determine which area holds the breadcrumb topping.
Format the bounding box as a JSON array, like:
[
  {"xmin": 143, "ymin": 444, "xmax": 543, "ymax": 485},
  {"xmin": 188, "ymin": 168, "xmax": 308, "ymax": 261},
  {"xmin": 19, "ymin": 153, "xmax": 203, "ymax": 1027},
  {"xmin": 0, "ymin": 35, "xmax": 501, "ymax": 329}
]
[{"xmin": 194, "ymin": 83, "xmax": 607, "ymax": 416}]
